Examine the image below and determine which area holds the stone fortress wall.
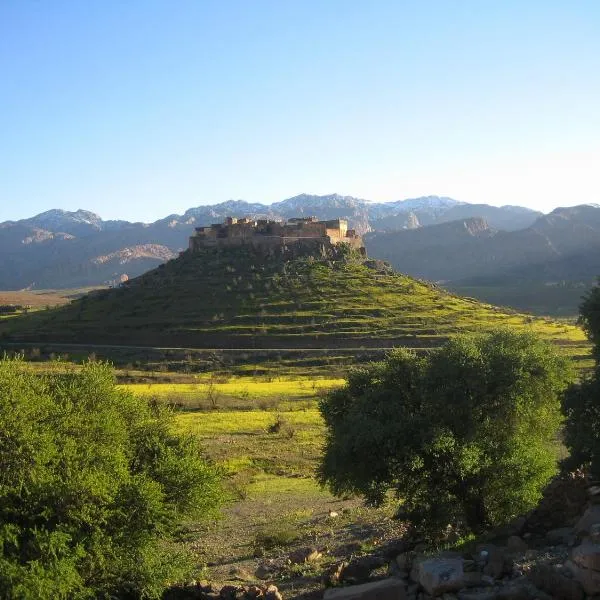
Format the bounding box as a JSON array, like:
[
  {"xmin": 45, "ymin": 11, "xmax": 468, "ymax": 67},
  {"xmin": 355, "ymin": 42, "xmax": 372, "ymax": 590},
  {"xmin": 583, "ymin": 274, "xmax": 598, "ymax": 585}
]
[{"xmin": 189, "ymin": 216, "xmax": 365, "ymax": 253}]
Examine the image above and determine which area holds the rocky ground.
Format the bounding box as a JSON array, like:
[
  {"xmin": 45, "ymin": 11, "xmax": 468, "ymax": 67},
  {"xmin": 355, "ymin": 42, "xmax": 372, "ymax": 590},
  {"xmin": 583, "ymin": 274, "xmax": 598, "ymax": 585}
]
[{"xmin": 164, "ymin": 473, "xmax": 600, "ymax": 600}]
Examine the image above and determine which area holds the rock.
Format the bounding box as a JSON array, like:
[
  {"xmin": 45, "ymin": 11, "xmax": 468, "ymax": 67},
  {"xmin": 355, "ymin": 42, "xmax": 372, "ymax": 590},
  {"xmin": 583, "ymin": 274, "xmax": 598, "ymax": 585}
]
[
  {"xmin": 589, "ymin": 485, "xmax": 600, "ymax": 504},
  {"xmin": 342, "ymin": 556, "xmax": 386, "ymax": 584},
  {"xmin": 220, "ymin": 586, "xmax": 241, "ymax": 600},
  {"xmin": 507, "ymin": 536, "xmax": 528, "ymax": 554},
  {"xmin": 246, "ymin": 586, "xmax": 264, "ymax": 599},
  {"xmin": 477, "ymin": 544, "xmax": 508, "ymax": 579},
  {"xmin": 494, "ymin": 516, "xmax": 528, "ymax": 539},
  {"xmin": 506, "ymin": 535, "xmax": 529, "ymax": 554},
  {"xmin": 264, "ymin": 585, "xmax": 282, "ymax": 600},
  {"xmin": 572, "ymin": 539, "xmax": 600, "ymax": 594},
  {"xmin": 288, "ymin": 547, "xmax": 322, "ymax": 564},
  {"xmin": 417, "ymin": 558, "xmax": 464, "ymax": 596},
  {"xmin": 574, "ymin": 505, "xmax": 600, "ymax": 538},
  {"xmin": 457, "ymin": 591, "xmax": 498, "ymax": 600},
  {"xmin": 496, "ymin": 582, "xmax": 530, "ymax": 600},
  {"xmin": 462, "ymin": 572, "xmax": 484, "ymax": 587},
  {"xmin": 527, "ymin": 564, "xmax": 584, "ymax": 600},
  {"xmin": 323, "ymin": 578, "xmax": 407, "ymax": 600},
  {"xmin": 329, "ymin": 511, "xmax": 340, "ymax": 518},
  {"xmin": 323, "ymin": 562, "xmax": 348, "ymax": 587},
  {"xmin": 572, "ymin": 539, "xmax": 600, "ymax": 571},
  {"xmin": 396, "ymin": 553, "xmax": 412, "ymax": 572},
  {"xmin": 545, "ymin": 527, "xmax": 576, "ymax": 546}
]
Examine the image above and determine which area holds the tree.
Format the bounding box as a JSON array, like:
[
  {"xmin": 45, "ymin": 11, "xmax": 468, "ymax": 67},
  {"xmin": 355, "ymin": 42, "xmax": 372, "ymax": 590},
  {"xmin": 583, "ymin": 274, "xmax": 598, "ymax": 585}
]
[
  {"xmin": 563, "ymin": 282, "xmax": 600, "ymax": 477},
  {"xmin": 319, "ymin": 329, "xmax": 573, "ymax": 538},
  {"xmin": 0, "ymin": 359, "xmax": 223, "ymax": 599}
]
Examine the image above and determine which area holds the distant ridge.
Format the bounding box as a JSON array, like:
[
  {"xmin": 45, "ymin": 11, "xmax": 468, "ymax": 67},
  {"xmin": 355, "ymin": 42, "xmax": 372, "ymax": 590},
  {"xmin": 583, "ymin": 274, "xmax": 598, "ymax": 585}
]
[
  {"xmin": 0, "ymin": 194, "xmax": 541, "ymax": 290},
  {"xmin": 365, "ymin": 205, "xmax": 600, "ymax": 315}
]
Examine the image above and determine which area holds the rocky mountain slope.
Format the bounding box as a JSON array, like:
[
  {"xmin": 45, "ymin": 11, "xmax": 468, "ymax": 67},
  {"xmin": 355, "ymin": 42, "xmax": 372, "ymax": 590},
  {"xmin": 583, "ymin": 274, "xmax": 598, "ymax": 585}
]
[
  {"xmin": 365, "ymin": 205, "xmax": 600, "ymax": 315},
  {"xmin": 0, "ymin": 195, "xmax": 541, "ymax": 290}
]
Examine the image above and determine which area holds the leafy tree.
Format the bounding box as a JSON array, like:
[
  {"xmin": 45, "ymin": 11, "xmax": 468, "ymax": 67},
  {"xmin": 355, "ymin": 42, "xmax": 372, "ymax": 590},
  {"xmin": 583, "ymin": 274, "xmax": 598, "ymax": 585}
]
[
  {"xmin": 0, "ymin": 358, "xmax": 223, "ymax": 599},
  {"xmin": 563, "ymin": 282, "xmax": 600, "ymax": 476},
  {"xmin": 579, "ymin": 283, "xmax": 600, "ymax": 360},
  {"xmin": 319, "ymin": 330, "xmax": 573, "ymax": 537}
]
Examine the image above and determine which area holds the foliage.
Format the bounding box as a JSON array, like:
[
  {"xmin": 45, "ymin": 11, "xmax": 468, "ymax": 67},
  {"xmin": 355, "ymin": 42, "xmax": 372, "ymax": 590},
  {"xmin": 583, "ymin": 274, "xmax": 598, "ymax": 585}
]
[
  {"xmin": 563, "ymin": 282, "xmax": 600, "ymax": 477},
  {"xmin": 0, "ymin": 358, "xmax": 223, "ymax": 599},
  {"xmin": 579, "ymin": 283, "xmax": 600, "ymax": 360},
  {"xmin": 319, "ymin": 329, "xmax": 573, "ymax": 538}
]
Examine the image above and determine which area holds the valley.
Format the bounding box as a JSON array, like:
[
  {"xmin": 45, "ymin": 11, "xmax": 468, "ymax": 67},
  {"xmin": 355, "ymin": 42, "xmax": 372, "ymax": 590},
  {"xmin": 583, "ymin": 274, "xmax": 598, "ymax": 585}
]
[{"xmin": 1, "ymin": 225, "xmax": 596, "ymax": 599}]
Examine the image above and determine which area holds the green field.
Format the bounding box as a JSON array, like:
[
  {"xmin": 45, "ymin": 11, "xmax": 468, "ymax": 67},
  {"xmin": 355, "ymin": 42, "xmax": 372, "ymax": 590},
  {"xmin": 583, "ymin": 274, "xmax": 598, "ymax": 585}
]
[{"xmin": 117, "ymin": 376, "xmax": 400, "ymax": 590}]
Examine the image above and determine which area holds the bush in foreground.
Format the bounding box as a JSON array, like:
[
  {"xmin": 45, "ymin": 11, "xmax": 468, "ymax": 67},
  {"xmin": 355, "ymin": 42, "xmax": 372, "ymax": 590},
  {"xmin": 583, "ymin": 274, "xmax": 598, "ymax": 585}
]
[
  {"xmin": 0, "ymin": 359, "xmax": 223, "ymax": 599},
  {"xmin": 319, "ymin": 329, "xmax": 573, "ymax": 538}
]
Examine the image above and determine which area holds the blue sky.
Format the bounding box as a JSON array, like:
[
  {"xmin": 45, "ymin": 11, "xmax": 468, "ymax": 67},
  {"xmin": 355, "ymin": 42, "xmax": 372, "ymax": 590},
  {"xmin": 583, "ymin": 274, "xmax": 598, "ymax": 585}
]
[{"xmin": 1, "ymin": 1, "xmax": 599, "ymax": 222}]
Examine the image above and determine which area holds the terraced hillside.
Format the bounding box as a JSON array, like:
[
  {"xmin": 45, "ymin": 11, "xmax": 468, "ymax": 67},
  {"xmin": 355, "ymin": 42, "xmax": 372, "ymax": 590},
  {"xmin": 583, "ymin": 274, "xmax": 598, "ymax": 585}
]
[{"xmin": 1, "ymin": 245, "xmax": 588, "ymax": 356}]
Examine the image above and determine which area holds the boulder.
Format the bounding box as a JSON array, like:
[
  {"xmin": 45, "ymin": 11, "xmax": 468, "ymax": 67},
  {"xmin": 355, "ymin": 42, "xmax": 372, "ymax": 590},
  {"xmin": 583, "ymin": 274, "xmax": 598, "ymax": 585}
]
[
  {"xmin": 476, "ymin": 544, "xmax": 508, "ymax": 579},
  {"xmin": 506, "ymin": 536, "xmax": 528, "ymax": 554},
  {"xmin": 572, "ymin": 539, "xmax": 600, "ymax": 594},
  {"xmin": 527, "ymin": 564, "xmax": 584, "ymax": 600},
  {"xmin": 323, "ymin": 578, "xmax": 406, "ymax": 600},
  {"xmin": 341, "ymin": 555, "xmax": 386, "ymax": 584},
  {"xmin": 574, "ymin": 505, "xmax": 600, "ymax": 538},
  {"xmin": 417, "ymin": 558, "xmax": 464, "ymax": 596},
  {"xmin": 545, "ymin": 527, "xmax": 575, "ymax": 546}
]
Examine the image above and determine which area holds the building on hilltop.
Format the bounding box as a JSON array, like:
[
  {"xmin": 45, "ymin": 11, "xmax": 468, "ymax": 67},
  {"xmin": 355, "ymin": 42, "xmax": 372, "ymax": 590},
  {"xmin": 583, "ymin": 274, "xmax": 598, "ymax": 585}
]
[{"xmin": 189, "ymin": 216, "xmax": 365, "ymax": 254}]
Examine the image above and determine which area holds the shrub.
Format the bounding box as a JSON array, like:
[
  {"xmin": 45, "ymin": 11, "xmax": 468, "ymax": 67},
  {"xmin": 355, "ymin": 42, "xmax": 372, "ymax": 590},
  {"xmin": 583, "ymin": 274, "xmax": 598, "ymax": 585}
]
[
  {"xmin": 0, "ymin": 358, "xmax": 223, "ymax": 599},
  {"xmin": 319, "ymin": 329, "xmax": 573, "ymax": 538},
  {"xmin": 563, "ymin": 282, "xmax": 600, "ymax": 477}
]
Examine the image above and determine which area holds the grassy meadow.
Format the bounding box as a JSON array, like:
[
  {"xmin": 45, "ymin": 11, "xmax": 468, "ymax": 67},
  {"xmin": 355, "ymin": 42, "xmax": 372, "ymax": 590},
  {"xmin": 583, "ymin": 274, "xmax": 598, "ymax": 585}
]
[{"xmin": 118, "ymin": 375, "xmax": 402, "ymax": 589}]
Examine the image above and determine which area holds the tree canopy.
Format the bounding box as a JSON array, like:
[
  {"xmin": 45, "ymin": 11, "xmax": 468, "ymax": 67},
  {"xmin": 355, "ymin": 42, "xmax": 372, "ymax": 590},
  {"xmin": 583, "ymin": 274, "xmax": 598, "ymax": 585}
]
[
  {"xmin": 563, "ymin": 282, "xmax": 600, "ymax": 477},
  {"xmin": 0, "ymin": 359, "xmax": 223, "ymax": 599},
  {"xmin": 319, "ymin": 329, "xmax": 573, "ymax": 537}
]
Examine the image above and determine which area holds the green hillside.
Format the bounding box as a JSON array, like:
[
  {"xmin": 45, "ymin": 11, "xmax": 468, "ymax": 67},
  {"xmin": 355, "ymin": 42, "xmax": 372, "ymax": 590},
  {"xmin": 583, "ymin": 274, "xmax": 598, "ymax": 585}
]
[{"xmin": 0, "ymin": 246, "xmax": 588, "ymax": 357}]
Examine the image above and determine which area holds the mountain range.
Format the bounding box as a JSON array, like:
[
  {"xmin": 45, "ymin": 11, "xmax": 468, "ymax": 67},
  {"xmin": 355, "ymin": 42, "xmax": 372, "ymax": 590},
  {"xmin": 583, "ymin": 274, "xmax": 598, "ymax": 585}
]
[
  {"xmin": 0, "ymin": 194, "xmax": 542, "ymax": 290},
  {"xmin": 366, "ymin": 204, "xmax": 600, "ymax": 314}
]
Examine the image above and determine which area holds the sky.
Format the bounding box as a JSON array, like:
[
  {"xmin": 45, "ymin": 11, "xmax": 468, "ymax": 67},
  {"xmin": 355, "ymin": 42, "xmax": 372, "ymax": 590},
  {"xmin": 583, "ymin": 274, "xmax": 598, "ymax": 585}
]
[{"xmin": 1, "ymin": 1, "xmax": 599, "ymax": 222}]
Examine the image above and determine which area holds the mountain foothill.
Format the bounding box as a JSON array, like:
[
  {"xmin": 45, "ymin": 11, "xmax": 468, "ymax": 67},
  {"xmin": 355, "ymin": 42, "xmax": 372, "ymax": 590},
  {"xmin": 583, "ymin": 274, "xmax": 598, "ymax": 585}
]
[{"xmin": 1, "ymin": 194, "xmax": 598, "ymax": 315}]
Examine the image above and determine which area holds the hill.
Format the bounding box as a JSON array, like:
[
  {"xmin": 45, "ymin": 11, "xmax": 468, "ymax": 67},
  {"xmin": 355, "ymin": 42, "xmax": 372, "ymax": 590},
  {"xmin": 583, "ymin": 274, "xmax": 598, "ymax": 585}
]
[
  {"xmin": 1, "ymin": 244, "xmax": 586, "ymax": 360},
  {"xmin": 365, "ymin": 205, "xmax": 600, "ymax": 315},
  {"xmin": 0, "ymin": 195, "xmax": 541, "ymax": 290}
]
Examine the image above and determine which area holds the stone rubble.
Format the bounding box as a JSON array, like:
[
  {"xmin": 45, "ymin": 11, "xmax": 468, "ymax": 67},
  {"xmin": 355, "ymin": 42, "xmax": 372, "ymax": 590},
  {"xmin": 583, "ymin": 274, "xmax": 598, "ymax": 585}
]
[{"xmin": 166, "ymin": 477, "xmax": 600, "ymax": 600}]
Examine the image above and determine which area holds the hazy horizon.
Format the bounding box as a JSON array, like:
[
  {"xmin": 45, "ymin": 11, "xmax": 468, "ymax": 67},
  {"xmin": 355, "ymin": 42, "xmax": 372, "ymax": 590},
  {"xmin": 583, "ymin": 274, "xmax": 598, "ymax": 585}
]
[{"xmin": 2, "ymin": 1, "xmax": 599, "ymax": 222}]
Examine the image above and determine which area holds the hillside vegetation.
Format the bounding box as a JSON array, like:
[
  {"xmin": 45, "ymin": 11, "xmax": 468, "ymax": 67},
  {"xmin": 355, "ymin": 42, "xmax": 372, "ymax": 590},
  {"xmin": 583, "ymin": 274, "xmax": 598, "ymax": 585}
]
[{"xmin": 1, "ymin": 246, "xmax": 587, "ymax": 360}]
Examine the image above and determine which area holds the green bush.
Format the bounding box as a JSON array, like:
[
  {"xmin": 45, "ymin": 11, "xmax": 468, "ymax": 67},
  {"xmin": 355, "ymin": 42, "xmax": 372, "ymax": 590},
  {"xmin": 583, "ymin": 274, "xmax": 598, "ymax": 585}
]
[
  {"xmin": 563, "ymin": 282, "xmax": 600, "ymax": 477},
  {"xmin": 319, "ymin": 329, "xmax": 573, "ymax": 538},
  {"xmin": 0, "ymin": 359, "xmax": 223, "ymax": 599}
]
